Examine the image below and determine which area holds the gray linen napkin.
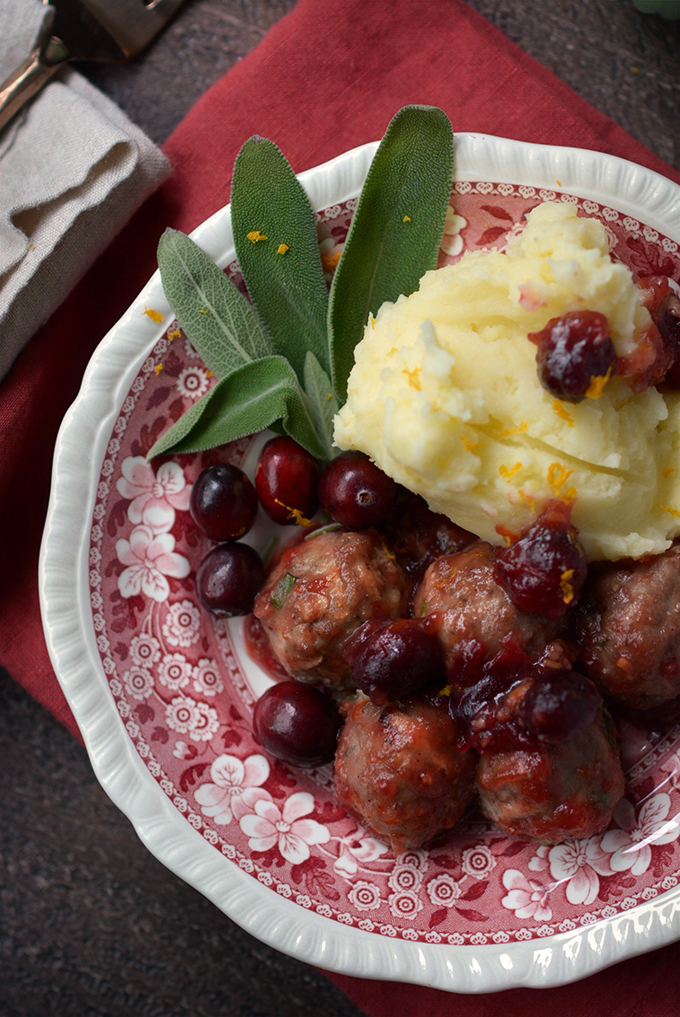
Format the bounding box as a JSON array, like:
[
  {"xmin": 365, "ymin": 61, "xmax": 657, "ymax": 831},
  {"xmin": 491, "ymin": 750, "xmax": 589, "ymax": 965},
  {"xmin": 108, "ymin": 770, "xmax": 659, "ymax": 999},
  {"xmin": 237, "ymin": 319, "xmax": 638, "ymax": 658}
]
[{"xmin": 0, "ymin": 0, "xmax": 171, "ymax": 382}]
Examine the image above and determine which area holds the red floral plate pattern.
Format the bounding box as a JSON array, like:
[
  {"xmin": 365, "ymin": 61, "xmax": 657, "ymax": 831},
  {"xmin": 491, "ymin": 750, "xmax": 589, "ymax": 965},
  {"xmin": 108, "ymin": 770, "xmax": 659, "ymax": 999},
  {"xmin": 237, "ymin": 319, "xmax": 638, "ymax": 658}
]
[{"xmin": 41, "ymin": 136, "xmax": 680, "ymax": 992}]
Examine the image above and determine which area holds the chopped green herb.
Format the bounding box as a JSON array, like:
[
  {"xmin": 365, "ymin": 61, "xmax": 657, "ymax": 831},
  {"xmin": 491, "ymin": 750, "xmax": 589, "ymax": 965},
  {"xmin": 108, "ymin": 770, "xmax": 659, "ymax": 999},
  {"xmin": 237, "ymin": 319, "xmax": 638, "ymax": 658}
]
[{"xmin": 270, "ymin": 572, "xmax": 298, "ymax": 609}]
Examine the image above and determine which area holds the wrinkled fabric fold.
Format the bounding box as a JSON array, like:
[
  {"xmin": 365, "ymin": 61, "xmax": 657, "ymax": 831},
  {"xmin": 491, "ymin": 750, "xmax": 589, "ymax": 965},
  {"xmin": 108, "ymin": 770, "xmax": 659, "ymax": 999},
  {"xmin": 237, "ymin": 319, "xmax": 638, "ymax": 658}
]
[{"xmin": 0, "ymin": 0, "xmax": 170, "ymax": 380}]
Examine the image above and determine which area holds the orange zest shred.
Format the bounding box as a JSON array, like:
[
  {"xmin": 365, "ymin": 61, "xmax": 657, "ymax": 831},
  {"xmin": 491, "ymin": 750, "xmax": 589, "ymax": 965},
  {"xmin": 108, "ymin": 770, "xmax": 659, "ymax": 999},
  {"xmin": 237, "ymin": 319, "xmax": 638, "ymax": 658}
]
[
  {"xmin": 499, "ymin": 462, "xmax": 523, "ymax": 482},
  {"xmin": 167, "ymin": 328, "xmax": 181, "ymax": 341},
  {"xmin": 277, "ymin": 243, "xmax": 289, "ymax": 255},
  {"xmin": 585, "ymin": 366, "xmax": 613, "ymax": 400},
  {"xmin": 403, "ymin": 215, "xmax": 412, "ymax": 222},
  {"xmin": 154, "ymin": 363, "xmax": 163, "ymax": 375},
  {"xmin": 657, "ymin": 503, "xmax": 680, "ymax": 519},
  {"xmin": 662, "ymin": 467, "xmax": 676, "ymax": 477},
  {"xmin": 198, "ymin": 309, "xmax": 209, "ymax": 314},
  {"xmin": 273, "ymin": 496, "xmax": 313, "ymax": 527},
  {"xmin": 502, "ymin": 422, "xmax": 528, "ymax": 437},
  {"xmin": 143, "ymin": 306, "xmax": 165, "ymax": 323},
  {"xmin": 517, "ymin": 489, "xmax": 536, "ymax": 512},
  {"xmin": 552, "ymin": 399, "xmax": 574, "ymax": 426},
  {"xmin": 403, "ymin": 367, "xmax": 422, "ymax": 391},
  {"xmin": 547, "ymin": 461, "xmax": 574, "ymax": 499},
  {"xmin": 247, "ymin": 230, "xmax": 267, "ymax": 243},
  {"xmin": 560, "ymin": 568, "xmax": 575, "ymax": 604},
  {"xmin": 206, "ymin": 370, "xmax": 214, "ymax": 378},
  {"xmin": 321, "ymin": 249, "xmax": 342, "ymax": 272}
]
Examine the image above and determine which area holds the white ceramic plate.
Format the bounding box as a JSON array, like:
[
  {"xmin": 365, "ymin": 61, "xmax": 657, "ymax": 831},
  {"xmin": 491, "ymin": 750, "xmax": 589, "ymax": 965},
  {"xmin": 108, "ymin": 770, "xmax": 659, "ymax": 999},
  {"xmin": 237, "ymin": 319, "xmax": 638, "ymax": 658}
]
[{"xmin": 40, "ymin": 135, "xmax": 680, "ymax": 993}]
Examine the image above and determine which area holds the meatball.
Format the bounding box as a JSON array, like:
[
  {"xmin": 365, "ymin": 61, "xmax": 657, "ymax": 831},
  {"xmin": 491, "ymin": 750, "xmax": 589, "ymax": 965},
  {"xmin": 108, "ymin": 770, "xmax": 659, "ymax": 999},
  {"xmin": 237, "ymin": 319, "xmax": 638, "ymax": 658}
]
[
  {"xmin": 413, "ymin": 542, "xmax": 566, "ymax": 675},
  {"xmin": 333, "ymin": 693, "xmax": 477, "ymax": 854},
  {"xmin": 574, "ymin": 544, "xmax": 680, "ymax": 709},
  {"xmin": 476, "ymin": 705, "xmax": 625, "ymax": 843},
  {"xmin": 253, "ymin": 528, "xmax": 408, "ymax": 691}
]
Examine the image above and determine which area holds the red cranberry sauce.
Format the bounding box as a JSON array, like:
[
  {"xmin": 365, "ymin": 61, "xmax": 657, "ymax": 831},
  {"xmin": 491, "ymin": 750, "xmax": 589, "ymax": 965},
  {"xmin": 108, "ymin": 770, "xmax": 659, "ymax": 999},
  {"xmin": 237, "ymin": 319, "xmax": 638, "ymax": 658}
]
[
  {"xmin": 243, "ymin": 613, "xmax": 291, "ymax": 682},
  {"xmin": 382, "ymin": 493, "xmax": 476, "ymax": 586},
  {"xmin": 441, "ymin": 638, "xmax": 599, "ymax": 754},
  {"xmin": 493, "ymin": 500, "xmax": 587, "ymax": 619},
  {"xmin": 637, "ymin": 274, "xmax": 680, "ymax": 388}
]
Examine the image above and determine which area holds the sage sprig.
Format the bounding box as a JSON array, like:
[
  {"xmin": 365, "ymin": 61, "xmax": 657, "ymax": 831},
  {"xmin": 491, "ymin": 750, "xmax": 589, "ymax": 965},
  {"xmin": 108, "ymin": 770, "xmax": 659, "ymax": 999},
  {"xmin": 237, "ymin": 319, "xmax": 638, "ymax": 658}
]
[
  {"xmin": 328, "ymin": 105, "xmax": 454, "ymax": 401},
  {"xmin": 230, "ymin": 136, "xmax": 331, "ymax": 379},
  {"xmin": 156, "ymin": 227, "xmax": 273, "ymax": 379},
  {"xmin": 147, "ymin": 105, "xmax": 454, "ymax": 463}
]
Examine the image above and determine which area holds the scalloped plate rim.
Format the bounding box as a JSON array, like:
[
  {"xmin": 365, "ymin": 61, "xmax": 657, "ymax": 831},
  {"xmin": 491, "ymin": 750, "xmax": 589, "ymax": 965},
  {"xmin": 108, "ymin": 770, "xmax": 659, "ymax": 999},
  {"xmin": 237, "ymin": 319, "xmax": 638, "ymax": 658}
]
[{"xmin": 39, "ymin": 133, "xmax": 680, "ymax": 994}]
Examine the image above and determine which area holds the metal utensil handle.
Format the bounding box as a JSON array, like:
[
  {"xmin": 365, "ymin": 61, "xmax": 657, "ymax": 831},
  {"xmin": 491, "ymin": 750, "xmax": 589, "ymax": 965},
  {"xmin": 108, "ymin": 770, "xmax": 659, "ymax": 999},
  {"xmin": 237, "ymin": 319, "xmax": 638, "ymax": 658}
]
[{"xmin": 0, "ymin": 38, "xmax": 69, "ymax": 133}]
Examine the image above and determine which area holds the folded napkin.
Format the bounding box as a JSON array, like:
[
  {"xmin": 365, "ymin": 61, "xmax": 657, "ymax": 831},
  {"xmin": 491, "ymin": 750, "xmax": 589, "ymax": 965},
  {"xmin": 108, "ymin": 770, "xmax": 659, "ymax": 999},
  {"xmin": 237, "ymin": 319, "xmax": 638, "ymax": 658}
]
[
  {"xmin": 0, "ymin": 0, "xmax": 170, "ymax": 381},
  {"xmin": 0, "ymin": 0, "xmax": 679, "ymax": 1013}
]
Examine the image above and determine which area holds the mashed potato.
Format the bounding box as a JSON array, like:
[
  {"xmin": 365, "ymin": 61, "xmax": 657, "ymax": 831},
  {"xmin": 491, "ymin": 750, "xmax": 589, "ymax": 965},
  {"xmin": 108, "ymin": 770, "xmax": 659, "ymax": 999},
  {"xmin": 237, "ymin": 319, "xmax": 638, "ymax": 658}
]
[{"xmin": 334, "ymin": 202, "xmax": 680, "ymax": 561}]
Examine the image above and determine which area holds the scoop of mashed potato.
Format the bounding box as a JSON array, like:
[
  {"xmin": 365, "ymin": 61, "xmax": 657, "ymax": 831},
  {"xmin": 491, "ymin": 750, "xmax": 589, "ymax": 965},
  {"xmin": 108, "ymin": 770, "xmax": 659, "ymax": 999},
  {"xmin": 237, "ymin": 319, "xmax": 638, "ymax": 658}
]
[{"xmin": 334, "ymin": 202, "xmax": 680, "ymax": 561}]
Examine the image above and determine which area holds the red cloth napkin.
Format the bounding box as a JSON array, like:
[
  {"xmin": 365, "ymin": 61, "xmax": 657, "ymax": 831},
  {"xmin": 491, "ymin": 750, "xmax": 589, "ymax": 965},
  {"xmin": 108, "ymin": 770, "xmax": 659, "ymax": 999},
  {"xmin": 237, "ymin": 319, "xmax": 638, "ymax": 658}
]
[{"xmin": 1, "ymin": 0, "xmax": 678, "ymax": 1012}]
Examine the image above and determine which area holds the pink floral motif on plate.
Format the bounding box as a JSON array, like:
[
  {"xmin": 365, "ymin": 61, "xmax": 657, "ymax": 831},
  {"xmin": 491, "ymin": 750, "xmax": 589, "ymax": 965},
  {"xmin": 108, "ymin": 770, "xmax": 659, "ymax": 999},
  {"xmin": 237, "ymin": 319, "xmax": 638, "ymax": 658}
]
[{"xmin": 89, "ymin": 185, "xmax": 680, "ymax": 947}]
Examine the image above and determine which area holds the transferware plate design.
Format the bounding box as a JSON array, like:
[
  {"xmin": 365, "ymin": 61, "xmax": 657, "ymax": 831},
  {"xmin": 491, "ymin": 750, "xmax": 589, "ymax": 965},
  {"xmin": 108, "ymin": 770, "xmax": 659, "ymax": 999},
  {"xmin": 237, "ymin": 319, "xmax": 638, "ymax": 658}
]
[{"xmin": 40, "ymin": 135, "xmax": 680, "ymax": 992}]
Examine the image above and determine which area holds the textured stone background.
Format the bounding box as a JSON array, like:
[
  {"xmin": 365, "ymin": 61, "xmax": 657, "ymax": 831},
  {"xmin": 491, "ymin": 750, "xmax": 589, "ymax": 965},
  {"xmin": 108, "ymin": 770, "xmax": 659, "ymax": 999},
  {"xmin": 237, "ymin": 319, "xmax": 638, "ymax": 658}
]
[{"xmin": 1, "ymin": 2, "xmax": 678, "ymax": 1015}]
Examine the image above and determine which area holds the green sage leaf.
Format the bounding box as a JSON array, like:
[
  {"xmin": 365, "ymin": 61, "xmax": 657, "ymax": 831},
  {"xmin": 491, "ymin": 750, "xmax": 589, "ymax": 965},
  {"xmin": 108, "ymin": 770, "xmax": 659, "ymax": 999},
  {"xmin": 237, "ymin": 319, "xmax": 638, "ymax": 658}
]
[
  {"xmin": 147, "ymin": 356, "xmax": 327, "ymax": 460},
  {"xmin": 303, "ymin": 351, "xmax": 338, "ymax": 461},
  {"xmin": 157, "ymin": 229, "xmax": 273, "ymax": 379},
  {"xmin": 231, "ymin": 137, "xmax": 330, "ymax": 379},
  {"xmin": 327, "ymin": 105, "xmax": 454, "ymax": 400}
]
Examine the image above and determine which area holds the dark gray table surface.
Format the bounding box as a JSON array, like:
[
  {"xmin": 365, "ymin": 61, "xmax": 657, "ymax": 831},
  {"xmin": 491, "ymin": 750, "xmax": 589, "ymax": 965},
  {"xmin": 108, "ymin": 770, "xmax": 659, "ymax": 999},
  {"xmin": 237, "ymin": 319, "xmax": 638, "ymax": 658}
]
[{"xmin": 1, "ymin": 2, "xmax": 678, "ymax": 1016}]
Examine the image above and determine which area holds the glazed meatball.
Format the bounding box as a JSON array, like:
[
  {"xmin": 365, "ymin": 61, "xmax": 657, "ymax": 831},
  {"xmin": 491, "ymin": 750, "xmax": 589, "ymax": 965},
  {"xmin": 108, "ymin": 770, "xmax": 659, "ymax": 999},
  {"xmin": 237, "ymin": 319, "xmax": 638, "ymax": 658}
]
[
  {"xmin": 413, "ymin": 542, "xmax": 566, "ymax": 675},
  {"xmin": 253, "ymin": 528, "xmax": 408, "ymax": 691},
  {"xmin": 476, "ymin": 705, "xmax": 625, "ymax": 843},
  {"xmin": 334, "ymin": 693, "xmax": 477, "ymax": 854},
  {"xmin": 575, "ymin": 544, "xmax": 680, "ymax": 709}
]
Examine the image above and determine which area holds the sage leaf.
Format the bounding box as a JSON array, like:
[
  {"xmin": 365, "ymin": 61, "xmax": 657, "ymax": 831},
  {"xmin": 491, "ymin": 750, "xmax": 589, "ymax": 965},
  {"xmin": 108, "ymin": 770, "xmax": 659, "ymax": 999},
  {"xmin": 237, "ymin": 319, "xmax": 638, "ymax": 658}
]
[
  {"xmin": 157, "ymin": 229, "xmax": 273, "ymax": 379},
  {"xmin": 231, "ymin": 137, "xmax": 330, "ymax": 380},
  {"xmin": 327, "ymin": 105, "xmax": 454, "ymax": 400},
  {"xmin": 303, "ymin": 351, "xmax": 338, "ymax": 461},
  {"xmin": 147, "ymin": 356, "xmax": 327, "ymax": 460}
]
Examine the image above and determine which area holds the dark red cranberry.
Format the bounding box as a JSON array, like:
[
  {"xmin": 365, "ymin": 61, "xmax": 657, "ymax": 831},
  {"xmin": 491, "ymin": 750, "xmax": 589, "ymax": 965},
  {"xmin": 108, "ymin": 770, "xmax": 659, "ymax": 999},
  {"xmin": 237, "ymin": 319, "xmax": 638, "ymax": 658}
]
[
  {"xmin": 196, "ymin": 542, "xmax": 264, "ymax": 617},
  {"xmin": 637, "ymin": 275, "xmax": 680, "ymax": 387},
  {"xmin": 190, "ymin": 463, "xmax": 258, "ymax": 541},
  {"xmin": 255, "ymin": 436, "xmax": 320, "ymax": 525},
  {"xmin": 318, "ymin": 451, "xmax": 398, "ymax": 529},
  {"xmin": 253, "ymin": 681, "xmax": 342, "ymax": 767},
  {"xmin": 493, "ymin": 500, "xmax": 587, "ymax": 618},
  {"xmin": 514, "ymin": 670, "xmax": 600, "ymax": 744},
  {"xmin": 455, "ymin": 666, "xmax": 600, "ymax": 752},
  {"xmin": 528, "ymin": 310, "xmax": 617, "ymax": 403},
  {"xmin": 382, "ymin": 493, "xmax": 475, "ymax": 583},
  {"xmin": 343, "ymin": 619, "xmax": 445, "ymax": 705}
]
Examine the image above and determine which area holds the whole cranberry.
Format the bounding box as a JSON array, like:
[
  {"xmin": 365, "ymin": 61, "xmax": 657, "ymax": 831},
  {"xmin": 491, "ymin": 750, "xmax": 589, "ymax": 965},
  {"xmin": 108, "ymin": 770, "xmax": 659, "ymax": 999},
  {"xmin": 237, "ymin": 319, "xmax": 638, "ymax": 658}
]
[
  {"xmin": 190, "ymin": 463, "xmax": 258, "ymax": 541},
  {"xmin": 255, "ymin": 436, "xmax": 319, "ymax": 525},
  {"xmin": 253, "ymin": 681, "xmax": 342, "ymax": 767},
  {"xmin": 528, "ymin": 310, "xmax": 617, "ymax": 403},
  {"xmin": 196, "ymin": 542, "xmax": 264, "ymax": 617},
  {"xmin": 318, "ymin": 450, "xmax": 398, "ymax": 529},
  {"xmin": 343, "ymin": 618, "xmax": 445, "ymax": 705}
]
